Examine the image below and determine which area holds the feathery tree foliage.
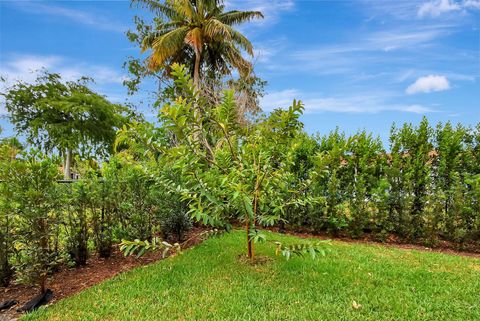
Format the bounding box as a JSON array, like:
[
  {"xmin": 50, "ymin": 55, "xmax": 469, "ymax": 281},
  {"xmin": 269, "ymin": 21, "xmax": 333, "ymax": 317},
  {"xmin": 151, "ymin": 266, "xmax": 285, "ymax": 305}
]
[{"xmin": 1, "ymin": 71, "xmax": 132, "ymax": 179}]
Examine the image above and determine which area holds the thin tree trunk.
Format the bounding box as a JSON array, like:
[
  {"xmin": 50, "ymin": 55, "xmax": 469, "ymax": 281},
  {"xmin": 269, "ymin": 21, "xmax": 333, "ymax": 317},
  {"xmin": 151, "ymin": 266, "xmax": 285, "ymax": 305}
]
[
  {"xmin": 193, "ymin": 49, "xmax": 201, "ymax": 89},
  {"xmin": 246, "ymin": 219, "xmax": 253, "ymax": 259},
  {"xmin": 191, "ymin": 48, "xmax": 216, "ymax": 160},
  {"xmin": 39, "ymin": 218, "xmax": 48, "ymax": 294},
  {"xmin": 64, "ymin": 148, "xmax": 72, "ymax": 180}
]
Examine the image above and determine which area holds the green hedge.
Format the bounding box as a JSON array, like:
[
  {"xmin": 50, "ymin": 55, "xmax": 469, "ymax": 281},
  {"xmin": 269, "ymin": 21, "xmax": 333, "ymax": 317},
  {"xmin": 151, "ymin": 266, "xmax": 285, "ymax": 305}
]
[{"xmin": 286, "ymin": 119, "xmax": 480, "ymax": 247}]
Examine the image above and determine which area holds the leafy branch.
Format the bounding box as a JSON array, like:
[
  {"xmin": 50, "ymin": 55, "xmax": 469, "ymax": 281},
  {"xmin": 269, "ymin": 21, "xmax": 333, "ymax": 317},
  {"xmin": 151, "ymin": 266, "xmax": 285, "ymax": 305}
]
[
  {"xmin": 120, "ymin": 228, "xmax": 226, "ymax": 258},
  {"xmin": 273, "ymin": 240, "xmax": 331, "ymax": 260}
]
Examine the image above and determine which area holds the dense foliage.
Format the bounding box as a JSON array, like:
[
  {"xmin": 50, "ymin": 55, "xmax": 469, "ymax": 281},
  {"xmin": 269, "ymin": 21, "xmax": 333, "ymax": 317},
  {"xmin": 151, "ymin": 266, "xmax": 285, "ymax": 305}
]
[
  {"xmin": 118, "ymin": 65, "xmax": 480, "ymax": 257},
  {"xmin": 1, "ymin": 71, "xmax": 132, "ymax": 179},
  {"xmin": 299, "ymin": 121, "xmax": 480, "ymax": 246},
  {"xmin": 0, "ymin": 147, "xmax": 189, "ymax": 291},
  {"xmin": 1, "ymin": 63, "xmax": 479, "ymax": 292}
]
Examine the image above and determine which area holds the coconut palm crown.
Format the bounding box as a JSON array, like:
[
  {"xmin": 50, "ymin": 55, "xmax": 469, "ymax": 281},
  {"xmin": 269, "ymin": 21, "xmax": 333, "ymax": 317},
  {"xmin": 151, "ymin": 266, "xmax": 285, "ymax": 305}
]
[{"xmin": 133, "ymin": 0, "xmax": 264, "ymax": 87}]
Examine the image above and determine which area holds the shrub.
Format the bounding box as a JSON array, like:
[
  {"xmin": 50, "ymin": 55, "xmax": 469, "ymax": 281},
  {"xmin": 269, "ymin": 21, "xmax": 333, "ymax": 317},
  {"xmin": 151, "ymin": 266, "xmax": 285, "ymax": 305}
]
[
  {"xmin": 93, "ymin": 172, "xmax": 114, "ymax": 258},
  {"xmin": 11, "ymin": 151, "xmax": 62, "ymax": 293},
  {"xmin": 160, "ymin": 210, "xmax": 192, "ymax": 242},
  {"xmin": 103, "ymin": 156, "xmax": 158, "ymax": 242},
  {"xmin": 65, "ymin": 180, "xmax": 91, "ymax": 266},
  {"xmin": 0, "ymin": 145, "xmax": 17, "ymax": 286}
]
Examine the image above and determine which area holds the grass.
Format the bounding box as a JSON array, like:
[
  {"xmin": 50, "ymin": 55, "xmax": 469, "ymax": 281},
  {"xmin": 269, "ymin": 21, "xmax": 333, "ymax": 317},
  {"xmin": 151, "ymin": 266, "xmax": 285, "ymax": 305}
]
[{"xmin": 24, "ymin": 230, "xmax": 480, "ymax": 321}]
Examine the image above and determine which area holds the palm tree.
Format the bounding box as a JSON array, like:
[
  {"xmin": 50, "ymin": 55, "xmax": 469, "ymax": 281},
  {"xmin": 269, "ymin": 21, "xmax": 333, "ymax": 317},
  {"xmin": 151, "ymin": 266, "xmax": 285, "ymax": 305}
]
[{"xmin": 133, "ymin": 0, "xmax": 263, "ymax": 88}]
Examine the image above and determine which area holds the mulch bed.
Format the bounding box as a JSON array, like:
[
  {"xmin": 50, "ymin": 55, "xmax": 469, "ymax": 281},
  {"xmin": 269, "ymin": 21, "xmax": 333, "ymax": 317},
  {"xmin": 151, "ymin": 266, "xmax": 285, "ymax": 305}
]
[{"xmin": 0, "ymin": 228, "xmax": 205, "ymax": 320}]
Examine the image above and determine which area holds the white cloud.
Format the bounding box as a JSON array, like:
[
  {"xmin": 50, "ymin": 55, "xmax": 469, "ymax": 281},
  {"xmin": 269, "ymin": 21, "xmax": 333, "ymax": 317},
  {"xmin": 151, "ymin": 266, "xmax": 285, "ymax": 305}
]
[
  {"xmin": 261, "ymin": 89, "xmax": 436, "ymax": 114},
  {"xmin": 0, "ymin": 54, "xmax": 129, "ymax": 106},
  {"xmin": 363, "ymin": 0, "xmax": 478, "ymax": 20},
  {"xmin": 260, "ymin": 25, "xmax": 453, "ymax": 78},
  {"xmin": 403, "ymin": 104, "xmax": 437, "ymax": 113},
  {"xmin": 406, "ymin": 75, "xmax": 451, "ymax": 94},
  {"xmin": 418, "ymin": 0, "xmax": 480, "ymax": 17},
  {"xmin": 0, "ymin": 54, "xmax": 130, "ymax": 111},
  {"xmin": 1, "ymin": 55, "xmax": 62, "ymax": 84},
  {"xmin": 366, "ymin": 27, "xmax": 451, "ymax": 52},
  {"xmin": 0, "ymin": 54, "xmax": 126, "ymax": 86},
  {"xmin": 418, "ymin": 0, "xmax": 461, "ymax": 17},
  {"xmin": 11, "ymin": 2, "xmax": 127, "ymax": 33},
  {"xmin": 225, "ymin": 0, "xmax": 294, "ymax": 26},
  {"xmin": 464, "ymin": 0, "xmax": 480, "ymax": 8},
  {"xmin": 360, "ymin": 1, "xmax": 420, "ymax": 20}
]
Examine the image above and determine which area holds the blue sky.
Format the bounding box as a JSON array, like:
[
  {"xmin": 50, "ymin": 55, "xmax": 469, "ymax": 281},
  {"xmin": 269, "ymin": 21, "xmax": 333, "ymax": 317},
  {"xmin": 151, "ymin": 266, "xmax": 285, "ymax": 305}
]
[{"xmin": 1, "ymin": 0, "xmax": 479, "ymax": 142}]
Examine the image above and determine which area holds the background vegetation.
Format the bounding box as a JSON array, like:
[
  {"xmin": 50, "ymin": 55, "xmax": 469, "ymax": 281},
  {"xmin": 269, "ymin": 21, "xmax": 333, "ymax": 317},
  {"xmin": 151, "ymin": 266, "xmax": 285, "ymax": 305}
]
[
  {"xmin": 1, "ymin": 68, "xmax": 479, "ymax": 291},
  {"xmin": 0, "ymin": 0, "xmax": 478, "ymax": 304}
]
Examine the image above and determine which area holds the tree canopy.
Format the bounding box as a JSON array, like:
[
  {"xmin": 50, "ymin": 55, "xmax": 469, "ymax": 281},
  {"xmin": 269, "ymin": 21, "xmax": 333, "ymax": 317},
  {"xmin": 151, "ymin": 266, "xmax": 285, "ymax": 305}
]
[
  {"xmin": 131, "ymin": 0, "xmax": 263, "ymax": 87},
  {"xmin": 1, "ymin": 71, "xmax": 133, "ymax": 178}
]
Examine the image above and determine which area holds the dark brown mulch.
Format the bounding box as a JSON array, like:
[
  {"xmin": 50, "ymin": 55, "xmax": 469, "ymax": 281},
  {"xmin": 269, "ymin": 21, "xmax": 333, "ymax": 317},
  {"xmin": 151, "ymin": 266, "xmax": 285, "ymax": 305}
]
[
  {"xmin": 268, "ymin": 227, "xmax": 480, "ymax": 259},
  {"xmin": 0, "ymin": 228, "xmax": 205, "ymax": 320}
]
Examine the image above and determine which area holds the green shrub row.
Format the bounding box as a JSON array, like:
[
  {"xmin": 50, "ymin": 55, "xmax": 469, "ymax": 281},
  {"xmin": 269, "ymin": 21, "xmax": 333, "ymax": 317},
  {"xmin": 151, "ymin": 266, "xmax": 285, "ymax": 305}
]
[
  {"xmin": 0, "ymin": 150, "xmax": 190, "ymax": 289},
  {"xmin": 285, "ymin": 119, "xmax": 480, "ymax": 246}
]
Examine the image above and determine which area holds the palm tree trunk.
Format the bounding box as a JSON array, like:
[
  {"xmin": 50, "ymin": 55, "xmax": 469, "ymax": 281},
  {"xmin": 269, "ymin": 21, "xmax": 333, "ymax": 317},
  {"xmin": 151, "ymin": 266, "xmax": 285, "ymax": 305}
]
[{"xmin": 193, "ymin": 49, "xmax": 201, "ymax": 89}]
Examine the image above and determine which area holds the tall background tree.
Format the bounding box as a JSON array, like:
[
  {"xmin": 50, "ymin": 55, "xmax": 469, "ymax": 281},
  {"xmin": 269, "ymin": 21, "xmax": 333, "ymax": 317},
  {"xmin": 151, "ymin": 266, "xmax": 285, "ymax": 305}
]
[
  {"xmin": 125, "ymin": 0, "xmax": 266, "ymax": 118},
  {"xmin": 1, "ymin": 72, "xmax": 133, "ymax": 179},
  {"xmin": 133, "ymin": 0, "xmax": 263, "ymax": 86}
]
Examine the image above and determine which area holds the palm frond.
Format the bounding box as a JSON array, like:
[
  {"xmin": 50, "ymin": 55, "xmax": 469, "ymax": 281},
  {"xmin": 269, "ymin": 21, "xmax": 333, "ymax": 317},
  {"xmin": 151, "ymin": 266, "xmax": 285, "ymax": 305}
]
[
  {"xmin": 185, "ymin": 27, "xmax": 204, "ymax": 53},
  {"xmin": 218, "ymin": 10, "xmax": 264, "ymax": 25},
  {"xmin": 158, "ymin": 20, "xmax": 186, "ymax": 30},
  {"xmin": 204, "ymin": 18, "xmax": 232, "ymax": 40},
  {"xmin": 132, "ymin": 0, "xmax": 180, "ymax": 20},
  {"xmin": 136, "ymin": 0, "xmax": 261, "ymax": 79},
  {"xmin": 203, "ymin": 0, "xmax": 224, "ymax": 15},
  {"xmin": 141, "ymin": 27, "xmax": 177, "ymax": 50},
  {"xmin": 149, "ymin": 26, "xmax": 189, "ymax": 69},
  {"xmin": 171, "ymin": 0, "xmax": 197, "ymax": 21},
  {"xmin": 224, "ymin": 26, "xmax": 253, "ymax": 55},
  {"xmin": 223, "ymin": 44, "xmax": 252, "ymax": 77},
  {"xmin": 206, "ymin": 4, "xmax": 225, "ymax": 19}
]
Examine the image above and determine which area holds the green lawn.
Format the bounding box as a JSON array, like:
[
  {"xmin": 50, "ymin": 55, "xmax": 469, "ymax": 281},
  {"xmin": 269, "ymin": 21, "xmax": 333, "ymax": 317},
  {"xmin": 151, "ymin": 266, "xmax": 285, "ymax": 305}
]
[{"xmin": 24, "ymin": 231, "xmax": 480, "ymax": 321}]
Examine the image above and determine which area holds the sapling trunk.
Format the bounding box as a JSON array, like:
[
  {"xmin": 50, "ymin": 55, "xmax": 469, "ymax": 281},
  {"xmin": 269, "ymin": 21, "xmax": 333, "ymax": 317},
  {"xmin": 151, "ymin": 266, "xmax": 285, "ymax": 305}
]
[
  {"xmin": 39, "ymin": 275, "xmax": 47, "ymax": 294},
  {"xmin": 38, "ymin": 217, "xmax": 49, "ymax": 294},
  {"xmin": 246, "ymin": 189, "xmax": 260, "ymax": 260},
  {"xmin": 246, "ymin": 219, "xmax": 254, "ymax": 259}
]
